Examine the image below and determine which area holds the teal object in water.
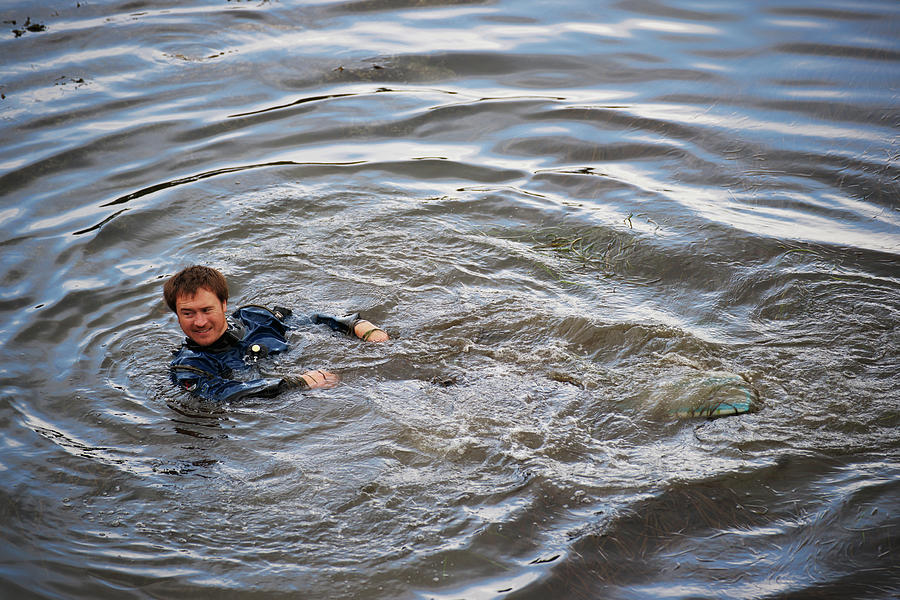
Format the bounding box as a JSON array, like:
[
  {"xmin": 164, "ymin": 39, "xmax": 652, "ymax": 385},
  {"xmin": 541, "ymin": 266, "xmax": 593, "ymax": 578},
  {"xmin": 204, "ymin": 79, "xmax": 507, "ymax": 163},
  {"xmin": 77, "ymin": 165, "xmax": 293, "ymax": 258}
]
[
  {"xmin": 657, "ymin": 372, "xmax": 756, "ymax": 419},
  {"xmin": 673, "ymin": 396, "xmax": 753, "ymax": 418}
]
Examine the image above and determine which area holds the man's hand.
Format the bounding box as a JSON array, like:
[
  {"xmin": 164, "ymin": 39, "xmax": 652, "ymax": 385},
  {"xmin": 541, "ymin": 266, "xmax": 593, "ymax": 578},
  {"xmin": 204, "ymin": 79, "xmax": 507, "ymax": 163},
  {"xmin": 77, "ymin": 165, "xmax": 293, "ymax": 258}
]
[
  {"xmin": 353, "ymin": 319, "xmax": 389, "ymax": 343},
  {"xmin": 300, "ymin": 369, "xmax": 340, "ymax": 389}
]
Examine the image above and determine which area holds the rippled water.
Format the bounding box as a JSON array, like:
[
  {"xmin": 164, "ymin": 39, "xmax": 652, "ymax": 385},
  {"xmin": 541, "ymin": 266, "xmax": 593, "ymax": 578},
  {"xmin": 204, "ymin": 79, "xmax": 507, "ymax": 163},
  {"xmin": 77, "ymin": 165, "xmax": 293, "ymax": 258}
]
[{"xmin": 1, "ymin": 1, "xmax": 898, "ymax": 598}]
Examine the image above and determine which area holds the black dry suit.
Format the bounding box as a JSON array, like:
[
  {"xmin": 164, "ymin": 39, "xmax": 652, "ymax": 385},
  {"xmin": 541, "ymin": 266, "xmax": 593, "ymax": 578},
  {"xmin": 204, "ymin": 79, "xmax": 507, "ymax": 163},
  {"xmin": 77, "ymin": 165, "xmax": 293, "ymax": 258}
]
[{"xmin": 169, "ymin": 305, "xmax": 361, "ymax": 403}]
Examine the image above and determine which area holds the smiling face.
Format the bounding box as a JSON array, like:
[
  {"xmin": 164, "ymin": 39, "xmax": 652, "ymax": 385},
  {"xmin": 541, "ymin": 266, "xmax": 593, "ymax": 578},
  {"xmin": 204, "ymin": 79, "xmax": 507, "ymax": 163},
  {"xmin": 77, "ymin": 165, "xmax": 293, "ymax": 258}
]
[{"xmin": 175, "ymin": 287, "xmax": 228, "ymax": 346}]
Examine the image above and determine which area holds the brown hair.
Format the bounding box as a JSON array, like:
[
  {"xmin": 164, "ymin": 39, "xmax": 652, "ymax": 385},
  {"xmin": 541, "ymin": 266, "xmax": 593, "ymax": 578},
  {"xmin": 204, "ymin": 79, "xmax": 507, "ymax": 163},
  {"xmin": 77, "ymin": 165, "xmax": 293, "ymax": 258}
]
[{"xmin": 163, "ymin": 265, "xmax": 229, "ymax": 313}]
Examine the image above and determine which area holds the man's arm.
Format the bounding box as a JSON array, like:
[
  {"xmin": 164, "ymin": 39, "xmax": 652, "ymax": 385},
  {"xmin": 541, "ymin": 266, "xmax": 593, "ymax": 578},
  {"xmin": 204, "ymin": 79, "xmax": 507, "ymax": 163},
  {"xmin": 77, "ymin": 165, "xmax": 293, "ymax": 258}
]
[
  {"xmin": 352, "ymin": 319, "xmax": 389, "ymax": 342},
  {"xmin": 170, "ymin": 364, "xmax": 285, "ymax": 403},
  {"xmin": 289, "ymin": 369, "xmax": 340, "ymax": 390},
  {"xmin": 170, "ymin": 365, "xmax": 338, "ymax": 401},
  {"xmin": 311, "ymin": 312, "xmax": 389, "ymax": 342}
]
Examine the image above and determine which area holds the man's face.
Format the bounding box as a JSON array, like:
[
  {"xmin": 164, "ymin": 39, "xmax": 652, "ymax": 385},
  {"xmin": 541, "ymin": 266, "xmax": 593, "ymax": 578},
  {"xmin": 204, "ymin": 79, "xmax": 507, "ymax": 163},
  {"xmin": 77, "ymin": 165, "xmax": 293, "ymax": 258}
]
[{"xmin": 175, "ymin": 287, "xmax": 228, "ymax": 346}]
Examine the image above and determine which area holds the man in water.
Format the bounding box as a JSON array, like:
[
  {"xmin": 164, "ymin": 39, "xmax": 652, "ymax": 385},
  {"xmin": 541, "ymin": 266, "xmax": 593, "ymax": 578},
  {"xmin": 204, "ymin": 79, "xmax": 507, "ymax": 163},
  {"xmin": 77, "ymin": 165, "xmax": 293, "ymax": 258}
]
[{"xmin": 164, "ymin": 265, "xmax": 388, "ymax": 402}]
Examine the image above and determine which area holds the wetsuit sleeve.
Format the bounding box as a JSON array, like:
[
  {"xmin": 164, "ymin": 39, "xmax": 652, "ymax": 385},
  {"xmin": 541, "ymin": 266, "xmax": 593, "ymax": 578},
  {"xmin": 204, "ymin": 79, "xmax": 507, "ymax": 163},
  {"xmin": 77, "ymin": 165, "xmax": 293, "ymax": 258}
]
[
  {"xmin": 272, "ymin": 306, "xmax": 292, "ymax": 321},
  {"xmin": 170, "ymin": 365, "xmax": 285, "ymax": 403},
  {"xmin": 311, "ymin": 312, "xmax": 360, "ymax": 335}
]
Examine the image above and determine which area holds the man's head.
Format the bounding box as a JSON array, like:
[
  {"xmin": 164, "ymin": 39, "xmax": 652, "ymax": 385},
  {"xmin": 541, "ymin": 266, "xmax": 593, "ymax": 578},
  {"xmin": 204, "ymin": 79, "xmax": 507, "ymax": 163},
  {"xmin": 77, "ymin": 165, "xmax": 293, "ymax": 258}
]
[{"xmin": 164, "ymin": 266, "xmax": 230, "ymax": 346}]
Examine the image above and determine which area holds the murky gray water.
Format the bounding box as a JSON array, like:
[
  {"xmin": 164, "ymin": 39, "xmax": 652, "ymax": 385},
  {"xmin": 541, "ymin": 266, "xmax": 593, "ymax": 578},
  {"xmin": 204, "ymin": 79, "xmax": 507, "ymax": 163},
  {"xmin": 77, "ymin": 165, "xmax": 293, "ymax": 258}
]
[{"xmin": 1, "ymin": 1, "xmax": 898, "ymax": 598}]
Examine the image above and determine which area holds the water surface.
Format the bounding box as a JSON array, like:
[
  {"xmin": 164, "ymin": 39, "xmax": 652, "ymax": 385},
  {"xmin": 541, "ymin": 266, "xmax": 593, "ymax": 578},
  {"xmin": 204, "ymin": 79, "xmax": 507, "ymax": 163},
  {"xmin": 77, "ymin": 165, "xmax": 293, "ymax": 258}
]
[{"xmin": 1, "ymin": 1, "xmax": 898, "ymax": 598}]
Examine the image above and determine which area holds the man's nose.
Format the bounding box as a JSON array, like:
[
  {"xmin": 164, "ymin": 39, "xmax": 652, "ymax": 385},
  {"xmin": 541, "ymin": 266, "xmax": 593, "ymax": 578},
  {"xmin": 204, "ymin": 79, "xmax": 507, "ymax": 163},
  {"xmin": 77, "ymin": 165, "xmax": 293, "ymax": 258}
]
[{"xmin": 194, "ymin": 312, "xmax": 208, "ymax": 326}]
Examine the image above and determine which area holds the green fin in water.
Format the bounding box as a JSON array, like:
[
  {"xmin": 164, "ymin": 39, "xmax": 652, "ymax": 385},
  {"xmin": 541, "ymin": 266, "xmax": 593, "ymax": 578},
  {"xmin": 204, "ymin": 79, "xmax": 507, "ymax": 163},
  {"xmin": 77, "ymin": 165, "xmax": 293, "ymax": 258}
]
[{"xmin": 658, "ymin": 372, "xmax": 756, "ymax": 419}]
